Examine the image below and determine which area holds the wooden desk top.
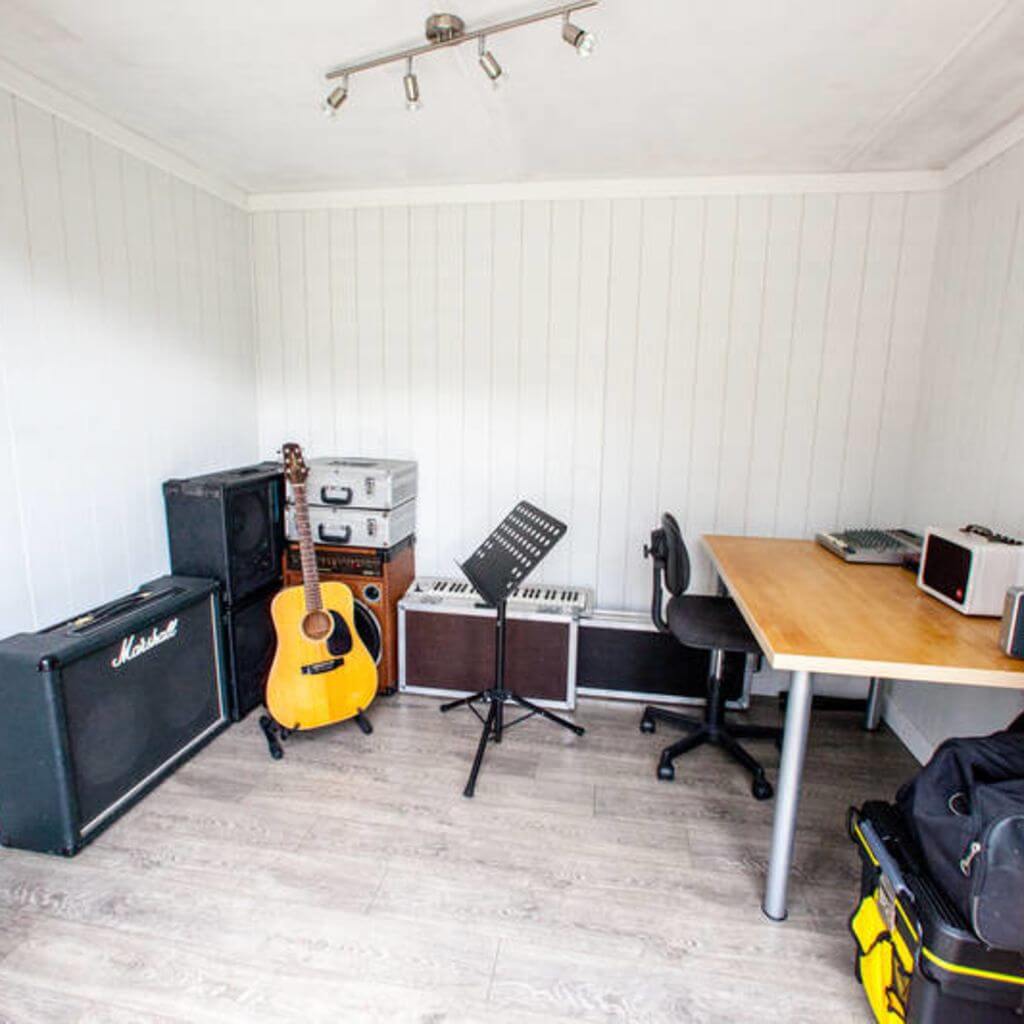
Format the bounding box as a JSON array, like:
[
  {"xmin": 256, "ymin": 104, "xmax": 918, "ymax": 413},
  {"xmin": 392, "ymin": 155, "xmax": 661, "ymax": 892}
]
[{"xmin": 703, "ymin": 536, "xmax": 1024, "ymax": 688}]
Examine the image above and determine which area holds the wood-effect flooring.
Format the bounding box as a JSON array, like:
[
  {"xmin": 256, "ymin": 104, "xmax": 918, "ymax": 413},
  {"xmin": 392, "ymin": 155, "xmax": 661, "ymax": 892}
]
[{"xmin": 0, "ymin": 695, "xmax": 917, "ymax": 1023}]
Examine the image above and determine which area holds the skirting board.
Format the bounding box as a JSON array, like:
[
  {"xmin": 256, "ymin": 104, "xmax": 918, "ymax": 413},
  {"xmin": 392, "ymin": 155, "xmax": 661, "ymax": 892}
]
[{"xmin": 878, "ymin": 692, "xmax": 932, "ymax": 765}]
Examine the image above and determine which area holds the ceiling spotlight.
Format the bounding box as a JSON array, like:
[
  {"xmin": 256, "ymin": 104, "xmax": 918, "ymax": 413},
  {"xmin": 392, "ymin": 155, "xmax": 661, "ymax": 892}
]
[
  {"xmin": 562, "ymin": 13, "xmax": 595, "ymax": 57},
  {"xmin": 403, "ymin": 57, "xmax": 421, "ymax": 111},
  {"xmin": 478, "ymin": 36, "xmax": 503, "ymax": 84},
  {"xmin": 323, "ymin": 78, "xmax": 348, "ymax": 116}
]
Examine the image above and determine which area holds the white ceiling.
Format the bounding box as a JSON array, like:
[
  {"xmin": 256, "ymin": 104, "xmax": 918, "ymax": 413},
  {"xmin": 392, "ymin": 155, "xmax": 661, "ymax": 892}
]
[{"xmin": 1, "ymin": 0, "xmax": 1022, "ymax": 193}]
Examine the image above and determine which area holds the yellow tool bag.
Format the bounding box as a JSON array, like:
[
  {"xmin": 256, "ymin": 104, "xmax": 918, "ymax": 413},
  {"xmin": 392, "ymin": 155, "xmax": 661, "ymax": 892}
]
[{"xmin": 849, "ymin": 802, "xmax": 1024, "ymax": 1023}]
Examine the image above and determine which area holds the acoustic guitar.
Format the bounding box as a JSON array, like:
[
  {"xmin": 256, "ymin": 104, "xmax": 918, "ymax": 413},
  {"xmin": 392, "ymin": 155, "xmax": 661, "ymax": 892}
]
[{"xmin": 265, "ymin": 443, "xmax": 378, "ymax": 734}]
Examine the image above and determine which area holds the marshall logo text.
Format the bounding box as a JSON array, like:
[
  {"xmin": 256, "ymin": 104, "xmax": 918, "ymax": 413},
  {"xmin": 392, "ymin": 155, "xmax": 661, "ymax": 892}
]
[{"xmin": 111, "ymin": 619, "xmax": 179, "ymax": 669}]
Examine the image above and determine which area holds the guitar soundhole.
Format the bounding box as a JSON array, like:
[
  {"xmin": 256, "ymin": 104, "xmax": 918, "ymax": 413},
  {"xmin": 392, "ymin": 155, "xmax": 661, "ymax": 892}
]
[
  {"xmin": 301, "ymin": 610, "xmax": 333, "ymax": 642},
  {"xmin": 326, "ymin": 611, "xmax": 352, "ymax": 656}
]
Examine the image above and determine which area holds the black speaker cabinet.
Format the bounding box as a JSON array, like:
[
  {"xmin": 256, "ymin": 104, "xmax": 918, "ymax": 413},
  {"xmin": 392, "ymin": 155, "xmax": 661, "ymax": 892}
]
[
  {"xmin": 576, "ymin": 611, "xmax": 753, "ymax": 707},
  {"xmin": 0, "ymin": 576, "xmax": 228, "ymax": 856},
  {"xmin": 224, "ymin": 584, "xmax": 278, "ymax": 721},
  {"xmin": 164, "ymin": 463, "xmax": 284, "ymax": 605}
]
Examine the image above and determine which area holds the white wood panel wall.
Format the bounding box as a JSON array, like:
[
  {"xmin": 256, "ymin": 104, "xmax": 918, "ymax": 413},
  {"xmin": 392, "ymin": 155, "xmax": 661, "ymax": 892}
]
[
  {"xmin": 0, "ymin": 87, "xmax": 257, "ymax": 636},
  {"xmin": 887, "ymin": 137, "xmax": 1024, "ymax": 759},
  {"xmin": 253, "ymin": 190, "xmax": 940, "ymax": 610}
]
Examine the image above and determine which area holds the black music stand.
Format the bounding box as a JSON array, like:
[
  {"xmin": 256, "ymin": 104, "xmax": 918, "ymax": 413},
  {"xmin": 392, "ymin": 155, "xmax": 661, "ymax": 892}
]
[{"xmin": 440, "ymin": 501, "xmax": 585, "ymax": 797}]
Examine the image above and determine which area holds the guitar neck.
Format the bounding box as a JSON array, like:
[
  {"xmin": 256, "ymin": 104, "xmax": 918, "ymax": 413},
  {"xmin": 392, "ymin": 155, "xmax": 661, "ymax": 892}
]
[{"xmin": 292, "ymin": 483, "xmax": 322, "ymax": 612}]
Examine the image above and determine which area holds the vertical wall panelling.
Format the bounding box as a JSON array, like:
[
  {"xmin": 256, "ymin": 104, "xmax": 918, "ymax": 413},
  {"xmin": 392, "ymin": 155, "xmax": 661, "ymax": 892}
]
[
  {"xmin": 622, "ymin": 199, "xmax": 672, "ymax": 603},
  {"xmin": 567, "ymin": 199, "xmax": 610, "ymax": 591},
  {"xmin": 803, "ymin": 195, "xmax": 873, "ymax": 535},
  {"xmin": 0, "ymin": 93, "xmax": 36, "ymax": 629},
  {"xmin": 408, "ymin": 206, "xmax": 439, "ymax": 572},
  {"xmin": 543, "ymin": 200, "xmax": 582, "ymax": 586},
  {"xmin": 656, "ymin": 199, "xmax": 704, "ymax": 547},
  {"xmin": 596, "ymin": 199, "xmax": 642, "ymax": 607},
  {"xmin": 518, "ymin": 202, "xmax": 552, "ymax": 529},
  {"xmin": 687, "ymin": 197, "xmax": 739, "ymax": 592},
  {"xmin": 0, "ymin": 85, "xmax": 256, "ymax": 637},
  {"xmin": 488, "ymin": 202, "xmax": 523, "ymax": 531},
  {"xmin": 869, "ymin": 194, "xmax": 940, "ymax": 526},
  {"xmin": 715, "ymin": 196, "xmax": 769, "ymax": 539},
  {"xmin": 329, "ymin": 209, "xmax": 361, "ymax": 455},
  {"xmin": 773, "ymin": 195, "xmax": 836, "ymax": 537},
  {"xmin": 305, "ymin": 210, "xmax": 333, "ymax": 455},
  {"xmin": 461, "ymin": 203, "xmax": 493, "ymax": 552},
  {"xmin": 744, "ymin": 196, "xmax": 802, "ymax": 541},
  {"xmin": 252, "ymin": 186, "xmax": 940, "ymax": 614},
  {"xmin": 889, "ymin": 138, "xmax": 1024, "ymax": 759}
]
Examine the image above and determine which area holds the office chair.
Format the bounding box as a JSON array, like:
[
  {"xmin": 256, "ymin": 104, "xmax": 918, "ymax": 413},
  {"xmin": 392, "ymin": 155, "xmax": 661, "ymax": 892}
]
[{"xmin": 639, "ymin": 514, "xmax": 782, "ymax": 800}]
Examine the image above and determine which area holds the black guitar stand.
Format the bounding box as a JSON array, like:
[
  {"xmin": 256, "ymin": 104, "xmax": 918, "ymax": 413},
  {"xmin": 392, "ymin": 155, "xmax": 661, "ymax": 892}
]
[
  {"xmin": 259, "ymin": 708, "xmax": 373, "ymax": 760},
  {"xmin": 440, "ymin": 501, "xmax": 585, "ymax": 797}
]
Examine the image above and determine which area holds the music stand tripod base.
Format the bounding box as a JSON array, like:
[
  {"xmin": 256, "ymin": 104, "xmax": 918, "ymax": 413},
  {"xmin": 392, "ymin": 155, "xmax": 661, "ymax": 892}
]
[{"xmin": 439, "ymin": 501, "xmax": 585, "ymax": 797}]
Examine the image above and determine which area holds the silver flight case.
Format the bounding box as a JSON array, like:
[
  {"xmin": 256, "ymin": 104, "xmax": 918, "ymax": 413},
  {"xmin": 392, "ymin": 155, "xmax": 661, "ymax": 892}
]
[
  {"xmin": 303, "ymin": 457, "xmax": 417, "ymax": 511},
  {"xmin": 286, "ymin": 500, "xmax": 416, "ymax": 550}
]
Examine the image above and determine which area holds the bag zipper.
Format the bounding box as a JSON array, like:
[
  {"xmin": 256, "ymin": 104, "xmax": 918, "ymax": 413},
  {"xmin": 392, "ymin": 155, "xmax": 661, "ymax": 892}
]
[{"xmin": 960, "ymin": 840, "xmax": 982, "ymax": 877}]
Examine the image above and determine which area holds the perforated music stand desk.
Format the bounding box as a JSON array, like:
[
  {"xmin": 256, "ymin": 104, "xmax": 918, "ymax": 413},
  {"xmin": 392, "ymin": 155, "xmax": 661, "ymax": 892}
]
[{"xmin": 440, "ymin": 501, "xmax": 585, "ymax": 797}]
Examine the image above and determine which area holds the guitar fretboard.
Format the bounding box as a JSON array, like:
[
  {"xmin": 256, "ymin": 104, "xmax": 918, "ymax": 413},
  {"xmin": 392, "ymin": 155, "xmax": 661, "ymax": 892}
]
[{"xmin": 291, "ymin": 483, "xmax": 322, "ymax": 612}]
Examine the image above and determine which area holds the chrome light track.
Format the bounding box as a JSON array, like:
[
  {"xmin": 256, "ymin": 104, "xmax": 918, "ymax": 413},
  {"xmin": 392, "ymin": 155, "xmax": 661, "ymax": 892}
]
[{"xmin": 322, "ymin": 1, "xmax": 598, "ymax": 113}]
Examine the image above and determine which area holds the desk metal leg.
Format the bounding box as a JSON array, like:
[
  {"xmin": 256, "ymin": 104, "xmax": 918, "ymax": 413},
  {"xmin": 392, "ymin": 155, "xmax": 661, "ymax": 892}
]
[
  {"xmin": 763, "ymin": 669, "xmax": 813, "ymax": 922},
  {"xmin": 864, "ymin": 677, "xmax": 884, "ymax": 732}
]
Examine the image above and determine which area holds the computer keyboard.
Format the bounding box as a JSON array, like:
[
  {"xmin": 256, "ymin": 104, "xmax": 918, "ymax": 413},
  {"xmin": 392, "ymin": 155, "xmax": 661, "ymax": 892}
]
[{"xmin": 815, "ymin": 528, "xmax": 923, "ymax": 565}]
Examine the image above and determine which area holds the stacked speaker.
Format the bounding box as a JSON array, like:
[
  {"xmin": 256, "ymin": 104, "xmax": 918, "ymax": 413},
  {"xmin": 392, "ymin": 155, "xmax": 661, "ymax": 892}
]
[
  {"xmin": 282, "ymin": 458, "xmax": 417, "ymax": 695},
  {"xmin": 164, "ymin": 464, "xmax": 284, "ymax": 720}
]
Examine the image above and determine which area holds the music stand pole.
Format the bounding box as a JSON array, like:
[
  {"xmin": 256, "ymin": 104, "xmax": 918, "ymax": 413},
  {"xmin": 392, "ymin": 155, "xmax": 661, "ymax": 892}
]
[{"xmin": 439, "ymin": 501, "xmax": 585, "ymax": 798}]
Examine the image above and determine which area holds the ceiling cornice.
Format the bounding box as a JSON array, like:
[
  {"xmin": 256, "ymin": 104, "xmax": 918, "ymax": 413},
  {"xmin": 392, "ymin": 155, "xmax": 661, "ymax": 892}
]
[
  {"xmin": 0, "ymin": 55, "xmax": 248, "ymax": 210},
  {"xmin": 942, "ymin": 110, "xmax": 1024, "ymax": 187},
  {"xmin": 245, "ymin": 171, "xmax": 947, "ymax": 212}
]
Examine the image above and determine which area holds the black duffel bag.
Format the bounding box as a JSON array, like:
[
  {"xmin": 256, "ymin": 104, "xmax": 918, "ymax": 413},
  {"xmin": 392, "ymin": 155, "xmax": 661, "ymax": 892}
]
[{"xmin": 896, "ymin": 730, "xmax": 1024, "ymax": 951}]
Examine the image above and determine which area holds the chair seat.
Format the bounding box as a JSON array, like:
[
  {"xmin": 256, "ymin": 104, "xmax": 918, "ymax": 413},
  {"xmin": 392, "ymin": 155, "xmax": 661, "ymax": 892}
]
[{"xmin": 666, "ymin": 595, "xmax": 760, "ymax": 655}]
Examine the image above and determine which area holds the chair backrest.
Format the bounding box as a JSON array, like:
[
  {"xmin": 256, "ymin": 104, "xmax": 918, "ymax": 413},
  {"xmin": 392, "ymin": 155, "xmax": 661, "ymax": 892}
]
[
  {"xmin": 645, "ymin": 513, "xmax": 690, "ymax": 633},
  {"xmin": 660, "ymin": 513, "xmax": 690, "ymax": 597}
]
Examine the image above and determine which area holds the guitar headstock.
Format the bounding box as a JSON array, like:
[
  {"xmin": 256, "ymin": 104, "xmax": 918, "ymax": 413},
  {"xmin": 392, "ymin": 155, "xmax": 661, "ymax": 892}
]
[{"xmin": 281, "ymin": 442, "xmax": 309, "ymax": 485}]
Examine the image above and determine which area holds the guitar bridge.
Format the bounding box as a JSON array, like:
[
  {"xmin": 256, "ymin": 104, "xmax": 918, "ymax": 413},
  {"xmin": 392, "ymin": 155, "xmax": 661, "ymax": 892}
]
[{"xmin": 301, "ymin": 657, "xmax": 345, "ymax": 675}]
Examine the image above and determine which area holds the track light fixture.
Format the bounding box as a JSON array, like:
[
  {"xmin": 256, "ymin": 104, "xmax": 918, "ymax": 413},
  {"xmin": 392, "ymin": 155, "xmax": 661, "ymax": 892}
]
[
  {"xmin": 403, "ymin": 58, "xmax": 421, "ymax": 111},
  {"xmin": 561, "ymin": 13, "xmax": 595, "ymax": 57},
  {"xmin": 322, "ymin": 1, "xmax": 597, "ymax": 113},
  {"xmin": 478, "ymin": 37, "xmax": 503, "ymax": 84}
]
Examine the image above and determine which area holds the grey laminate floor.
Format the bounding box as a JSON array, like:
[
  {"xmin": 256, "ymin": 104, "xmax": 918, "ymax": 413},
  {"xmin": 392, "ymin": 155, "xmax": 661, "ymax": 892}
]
[{"xmin": 0, "ymin": 694, "xmax": 916, "ymax": 1023}]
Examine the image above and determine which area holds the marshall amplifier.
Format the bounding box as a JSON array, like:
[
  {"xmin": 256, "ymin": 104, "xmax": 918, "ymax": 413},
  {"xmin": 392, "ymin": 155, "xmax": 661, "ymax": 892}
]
[{"xmin": 0, "ymin": 576, "xmax": 228, "ymax": 856}]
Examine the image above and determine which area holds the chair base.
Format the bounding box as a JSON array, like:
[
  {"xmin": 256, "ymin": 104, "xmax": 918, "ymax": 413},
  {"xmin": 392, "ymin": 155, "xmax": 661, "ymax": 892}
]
[{"xmin": 640, "ymin": 704, "xmax": 781, "ymax": 800}]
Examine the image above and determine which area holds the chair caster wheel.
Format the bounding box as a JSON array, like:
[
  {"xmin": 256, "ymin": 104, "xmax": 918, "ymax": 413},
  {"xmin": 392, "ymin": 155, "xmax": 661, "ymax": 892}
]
[
  {"xmin": 752, "ymin": 776, "xmax": 774, "ymax": 801},
  {"xmin": 657, "ymin": 762, "xmax": 675, "ymax": 781},
  {"xmin": 640, "ymin": 717, "xmax": 655, "ymax": 734}
]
